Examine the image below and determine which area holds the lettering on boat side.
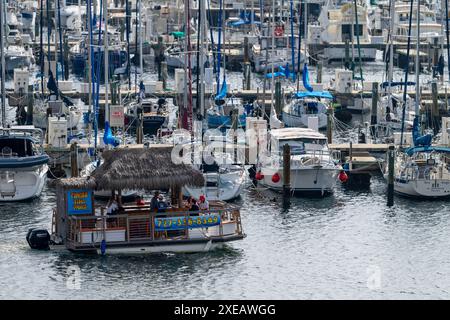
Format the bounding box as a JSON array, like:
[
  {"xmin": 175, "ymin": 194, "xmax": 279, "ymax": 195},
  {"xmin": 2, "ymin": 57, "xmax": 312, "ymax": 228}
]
[
  {"xmin": 154, "ymin": 214, "xmax": 220, "ymax": 231},
  {"xmin": 174, "ymin": 304, "xmax": 276, "ymax": 317}
]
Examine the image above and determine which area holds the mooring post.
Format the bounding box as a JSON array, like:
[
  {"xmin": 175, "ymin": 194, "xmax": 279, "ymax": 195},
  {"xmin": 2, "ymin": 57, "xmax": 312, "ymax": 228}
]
[
  {"xmin": 136, "ymin": 112, "xmax": 143, "ymax": 144},
  {"xmin": 432, "ymin": 81, "xmax": 440, "ymax": 134},
  {"xmin": 161, "ymin": 60, "xmax": 168, "ymax": 90},
  {"xmin": 327, "ymin": 107, "xmax": 333, "ymax": 143},
  {"xmin": 370, "ymin": 82, "xmax": 378, "ymax": 125},
  {"xmin": 70, "ymin": 142, "xmax": 79, "ymax": 178},
  {"xmin": 344, "ymin": 39, "xmax": 350, "ymax": 69},
  {"xmin": 317, "ymin": 61, "xmax": 323, "ymax": 84},
  {"xmin": 283, "ymin": 143, "xmax": 291, "ymax": 197},
  {"xmin": 387, "ymin": 145, "xmax": 395, "ymax": 207},
  {"xmin": 26, "ymin": 86, "xmax": 34, "ymax": 125},
  {"xmin": 244, "ymin": 62, "xmax": 251, "ymax": 90},
  {"xmin": 244, "ymin": 36, "xmax": 249, "ymax": 63},
  {"xmin": 232, "ymin": 108, "xmax": 239, "ymax": 163},
  {"xmin": 275, "ymin": 81, "xmax": 282, "ymax": 116}
]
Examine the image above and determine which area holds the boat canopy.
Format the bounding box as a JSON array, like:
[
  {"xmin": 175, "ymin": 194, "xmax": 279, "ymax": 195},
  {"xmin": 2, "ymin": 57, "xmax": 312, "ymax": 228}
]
[
  {"xmin": 293, "ymin": 91, "xmax": 334, "ymax": 100},
  {"xmin": 405, "ymin": 146, "xmax": 450, "ymax": 156}
]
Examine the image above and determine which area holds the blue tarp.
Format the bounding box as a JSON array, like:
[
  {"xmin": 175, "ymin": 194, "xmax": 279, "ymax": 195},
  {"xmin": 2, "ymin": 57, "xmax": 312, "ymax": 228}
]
[
  {"xmin": 215, "ymin": 80, "xmax": 228, "ymax": 100},
  {"xmin": 405, "ymin": 146, "xmax": 450, "ymax": 156},
  {"xmin": 412, "ymin": 117, "xmax": 432, "ymax": 147},
  {"xmin": 265, "ymin": 63, "xmax": 291, "ymax": 79},
  {"xmin": 228, "ymin": 11, "xmax": 261, "ymax": 26},
  {"xmin": 302, "ymin": 63, "xmax": 314, "ymax": 92},
  {"xmin": 293, "ymin": 91, "xmax": 334, "ymax": 100},
  {"xmin": 103, "ymin": 121, "xmax": 120, "ymax": 147}
]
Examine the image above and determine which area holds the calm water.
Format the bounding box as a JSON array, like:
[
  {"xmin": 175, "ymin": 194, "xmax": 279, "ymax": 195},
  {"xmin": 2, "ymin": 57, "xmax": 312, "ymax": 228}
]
[
  {"xmin": 2, "ymin": 58, "xmax": 450, "ymax": 299},
  {"xmin": 2, "ymin": 175, "xmax": 450, "ymax": 299}
]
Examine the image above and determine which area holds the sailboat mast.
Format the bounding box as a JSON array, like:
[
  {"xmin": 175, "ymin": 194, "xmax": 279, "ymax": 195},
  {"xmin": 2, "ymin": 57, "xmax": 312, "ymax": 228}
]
[
  {"xmin": 139, "ymin": 0, "xmax": 143, "ymax": 78},
  {"xmin": 388, "ymin": 0, "xmax": 395, "ymax": 110},
  {"xmin": 270, "ymin": 0, "xmax": 275, "ymax": 109},
  {"xmin": 0, "ymin": 0, "xmax": 5, "ymax": 127},
  {"xmin": 104, "ymin": 0, "xmax": 109, "ymax": 123},
  {"xmin": 199, "ymin": 0, "xmax": 206, "ymax": 118},
  {"xmin": 415, "ymin": 0, "xmax": 420, "ymax": 116}
]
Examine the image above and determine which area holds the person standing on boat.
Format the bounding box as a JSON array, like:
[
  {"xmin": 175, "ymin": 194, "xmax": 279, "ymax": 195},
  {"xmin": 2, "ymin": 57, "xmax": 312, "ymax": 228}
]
[
  {"xmin": 198, "ymin": 195, "xmax": 209, "ymax": 210},
  {"xmin": 151, "ymin": 36, "xmax": 166, "ymax": 81},
  {"xmin": 150, "ymin": 191, "xmax": 160, "ymax": 212}
]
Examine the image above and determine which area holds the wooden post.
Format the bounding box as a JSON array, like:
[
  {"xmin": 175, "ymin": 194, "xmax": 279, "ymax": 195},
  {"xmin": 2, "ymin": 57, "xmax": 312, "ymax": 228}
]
[
  {"xmin": 317, "ymin": 61, "xmax": 323, "ymax": 84},
  {"xmin": 432, "ymin": 81, "xmax": 440, "ymax": 135},
  {"xmin": 136, "ymin": 112, "xmax": 143, "ymax": 144},
  {"xmin": 243, "ymin": 62, "xmax": 251, "ymax": 90},
  {"xmin": 161, "ymin": 60, "xmax": 168, "ymax": 90},
  {"xmin": 349, "ymin": 141, "xmax": 353, "ymax": 171},
  {"xmin": 344, "ymin": 39, "xmax": 350, "ymax": 69},
  {"xmin": 26, "ymin": 86, "xmax": 34, "ymax": 125},
  {"xmin": 283, "ymin": 144, "xmax": 291, "ymax": 197},
  {"xmin": 387, "ymin": 145, "xmax": 395, "ymax": 207},
  {"xmin": 370, "ymin": 82, "xmax": 378, "ymax": 125},
  {"xmin": 327, "ymin": 107, "xmax": 333, "ymax": 143},
  {"xmin": 244, "ymin": 36, "xmax": 249, "ymax": 63},
  {"xmin": 70, "ymin": 142, "xmax": 79, "ymax": 178},
  {"xmin": 275, "ymin": 81, "xmax": 282, "ymax": 116},
  {"xmin": 232, "ymin": 108, "xmax": 239, "ymax": 163}
]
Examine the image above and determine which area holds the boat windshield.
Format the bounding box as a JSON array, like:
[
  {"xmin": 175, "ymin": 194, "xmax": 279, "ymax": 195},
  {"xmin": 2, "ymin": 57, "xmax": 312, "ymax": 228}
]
[{"xmin": 278, "ymin": 138, "xmax": 326, "ymax": 154}]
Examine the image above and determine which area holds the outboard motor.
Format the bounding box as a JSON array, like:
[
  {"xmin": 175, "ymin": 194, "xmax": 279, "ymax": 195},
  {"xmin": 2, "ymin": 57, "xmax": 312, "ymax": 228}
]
[{"xmin": 26, "ymin": 228, "xmax": 50, "ymax": 250}]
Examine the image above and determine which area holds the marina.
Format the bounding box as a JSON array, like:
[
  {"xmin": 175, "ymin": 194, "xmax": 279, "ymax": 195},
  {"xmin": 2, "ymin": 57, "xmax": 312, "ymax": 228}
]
[{"xmin": 2, "ymin": 0, "xmax": 450, "ymax": 300}]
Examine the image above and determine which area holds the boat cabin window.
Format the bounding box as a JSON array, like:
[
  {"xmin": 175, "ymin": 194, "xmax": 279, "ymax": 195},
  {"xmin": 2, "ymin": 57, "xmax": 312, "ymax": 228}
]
[
  {"xmin": 341, "ymin": 24, "xmax": 363, "ymax": 41},
  {"xmin": 0, "ymin": 138, "xmax": 34, "ymax": 157},
  {"xmin": 277, "ymin": 138, "xmax": 326, "ymax": 154}
]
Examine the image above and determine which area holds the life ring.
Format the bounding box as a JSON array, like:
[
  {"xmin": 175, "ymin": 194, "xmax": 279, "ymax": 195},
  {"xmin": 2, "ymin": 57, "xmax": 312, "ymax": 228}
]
[{"xmin": 274, "ymin": 26, "xmax": 284, "ymax": 37}]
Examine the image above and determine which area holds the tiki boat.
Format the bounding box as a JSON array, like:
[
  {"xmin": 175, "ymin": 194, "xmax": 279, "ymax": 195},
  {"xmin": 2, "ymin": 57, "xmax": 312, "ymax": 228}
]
[{"xmin": 27, "ymin": 146, "xmax": 245, "ymax": 254}]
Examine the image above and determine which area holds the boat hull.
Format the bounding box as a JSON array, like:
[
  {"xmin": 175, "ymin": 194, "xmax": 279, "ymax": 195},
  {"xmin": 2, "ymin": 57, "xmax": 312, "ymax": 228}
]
[
  {"xmin": 282, "ymin": 111, "xmax": 328, "ymax": 129},
  {"xmin": 324, "ymin": 47, "xmax": 377, "ymax": 62},
  {"xmin": 394, "ymin": 178, "xmax": 450, "ymax": 198},
  {"xmin": 0, "ymin": 165, "xmax": 48, "ymax": 201},
  {"xmin": 259, "ymin": 166, "xmax": 338, "ymax": 195}
]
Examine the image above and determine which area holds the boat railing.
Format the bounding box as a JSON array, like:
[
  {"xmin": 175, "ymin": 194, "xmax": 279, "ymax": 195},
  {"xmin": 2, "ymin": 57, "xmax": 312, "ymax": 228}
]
[
  {"xmin": 267, "ymin": 149, "xmax": 340, "ymax": 168},
  {"xmin": 65, "ymin": 205, "xmax": 244, "ymax": 248}
]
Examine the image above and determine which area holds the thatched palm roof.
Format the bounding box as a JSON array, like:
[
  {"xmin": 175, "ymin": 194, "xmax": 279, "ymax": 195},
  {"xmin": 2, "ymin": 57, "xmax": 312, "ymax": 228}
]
[
  {"xmin": 55, "ymin": 177, "xmax": 97, "ymax": 190},
  {"xmin": 90, "ymin": 146, "xmax": 204, "ymax": 191}
]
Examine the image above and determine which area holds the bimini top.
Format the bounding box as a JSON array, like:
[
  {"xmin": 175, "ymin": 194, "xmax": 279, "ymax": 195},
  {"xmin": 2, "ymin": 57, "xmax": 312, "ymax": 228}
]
[
  {"xmin": 270, "ymin": 128, "xmax": 327, "ymax": 141},
  {"xmin": 405, "ymin": 146, "xmax": 450, "ymax": 156},
  {"xmin": 293, "ymin": 91, "xmax": 334, "ymax": 100}
]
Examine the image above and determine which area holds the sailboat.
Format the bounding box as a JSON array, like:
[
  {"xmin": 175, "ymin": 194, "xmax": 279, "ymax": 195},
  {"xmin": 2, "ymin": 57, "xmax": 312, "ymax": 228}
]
[
  {"xmin": 0, "ymin": 4, "xmax": 49, "ymax": 201},
  {"xmin": 387, "ymin": 0, "xmax": 450, "ymax": 198},
  {"xmin": 282, "ymin": 64, "xmax": 332, "ymax": 129}
]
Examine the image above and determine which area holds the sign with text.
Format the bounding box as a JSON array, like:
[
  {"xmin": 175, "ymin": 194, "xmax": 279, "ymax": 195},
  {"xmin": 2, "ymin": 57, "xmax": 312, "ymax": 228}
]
[
  {"xmin": 67, "ymin": 190, "xmax": 93, "ymax": 215},
  {"xmin": 109, "ymin": 105, "xmax": 125, "ymax": 127},
  {"xmin": 155, "ymin": 214, "xmax": 221, "ymax": 231}
]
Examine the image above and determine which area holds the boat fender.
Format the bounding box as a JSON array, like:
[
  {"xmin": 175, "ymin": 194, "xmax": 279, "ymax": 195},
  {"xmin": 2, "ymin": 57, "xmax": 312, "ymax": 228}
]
[
  {"xmin": 26, "ymin": 228, "xmax": 50, "ymax": 250},
  {"xmin": 100, "ymin": 239, "xmax": 106, "ymax": 255},
  {"xmin": 272, "ymin": 173, "xmax": 281, "ymax": 183},
  {"xmin": 255, "ymin": 171, "xmax": 264, "ymax": 180},
  {"xmin": 338, "ymin": 171, "xmax": 348, "ymax": 183}
]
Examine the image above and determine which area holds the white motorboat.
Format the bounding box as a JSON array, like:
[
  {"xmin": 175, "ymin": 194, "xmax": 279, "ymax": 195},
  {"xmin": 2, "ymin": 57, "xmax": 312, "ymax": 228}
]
[
  {"xmin": 308, "ymin": 0, "xmax": 378, "ymax": 62},
  {"xmin": 282, "ymin": 91, "xmax": 332, "ymax": 129},
  {"xmin": 256, "ymin": 127, "xmax": 340, "ymax": 195},
  {"xmin": 33, "ymin": 98, "xmax": 82, "ymax": 130},
  {"xmin": 0, "ymin": 126, "xmax": 49, "ymax": 201}
]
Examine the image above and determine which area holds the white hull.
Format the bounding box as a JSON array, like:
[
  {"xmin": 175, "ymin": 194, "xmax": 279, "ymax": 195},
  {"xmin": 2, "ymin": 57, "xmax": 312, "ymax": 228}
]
[
  {"xmin": 259, "ymin": 166, "xmax": 338, "ymax": 194},
  {"xmin": 0, "ymin": 165, "xmax": 48, "ymax": 201},
  {"xmin": 94, "ymin": 242, "xmax": 226, "ymax": 255},
  {"xmin": 394, "ymin": 178, "xmax": 450, "ymax": 198},
  {"xmin": 282, "ymin": 111, "xmax": 328, "ymax": 129},
  {"xmin": 183, "ymin": 170, "xmax": 245, "ymax": 201},
  {"xmin": 324, "ymin": 47, "xmax": 377, "ymax": 62}
]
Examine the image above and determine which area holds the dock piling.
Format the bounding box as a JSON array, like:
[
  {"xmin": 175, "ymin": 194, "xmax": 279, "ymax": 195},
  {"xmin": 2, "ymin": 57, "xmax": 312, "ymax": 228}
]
[
  {"xmin": 327, "ymin": 107, "xmax": 333, "ymax": 143},
  {"xmin": 275, "ymin": 81, "xmax": 282, "ymax": 116},
  {"xmin": 283, "ymin": 144, "xmax": 291, "ymax": 197},
  {"xmin": 432, "ymin": 81, "xmax": 440, "ymax": 134},
  {"xmin": 387, "ymin": 145, "xmax": 395, "ymax": 207},
  {"xmin": 70, "ymin": 142, "xmax": 79, "ymax": 178}
]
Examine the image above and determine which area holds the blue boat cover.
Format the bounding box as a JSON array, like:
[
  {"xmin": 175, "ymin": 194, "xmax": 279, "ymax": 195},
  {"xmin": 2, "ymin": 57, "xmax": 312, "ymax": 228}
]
[
  {"xmin": 302, "ymin": 63, "xmax": 314, "ymax": 92},
  {"xmin": 215, "ymin": 80, "xmax": 228, "ymax": 100},
  {"xmin": 293, "ymin": 91, "xmax": 334, "ymax": 99},
  {"xmin": 103, "ymin": 121, "xmax": 120, "ymax": 147},
  {"xmin": 412, "ymin": 117, "xmax": 432, "ymax": 147},
  {"xmin": 405, "ymin": 146, "xmax": 450, "ymax": 156},
  {"xmin": 229, "ymin": 11, "xmax": 261, "ymax": 26}
]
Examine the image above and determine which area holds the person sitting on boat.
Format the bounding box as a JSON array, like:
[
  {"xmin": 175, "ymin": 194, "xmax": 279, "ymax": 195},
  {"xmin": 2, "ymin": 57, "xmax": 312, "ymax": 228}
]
[
  {"xmin": 150, "ymin": 191, "xmax": 160, "ymax": 212},
  {"xmin": 157, "ymin": 194, "xmax": 168, "ymax": 213},
  {"xmin": 189, "ymin": 199, "xmax": 200, "ymax": 214},
  {"xmin": 198, "ymin": 195, "xmax": 209, "ymax": 210},
  {"xmin": 106, "ymin": 196, "xmax": 119, "ymax": 215},
  {"xmin": 136, "ymin": 195, "xmax": 145, "ymax": 206}
]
